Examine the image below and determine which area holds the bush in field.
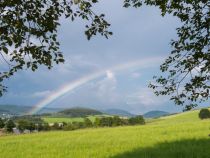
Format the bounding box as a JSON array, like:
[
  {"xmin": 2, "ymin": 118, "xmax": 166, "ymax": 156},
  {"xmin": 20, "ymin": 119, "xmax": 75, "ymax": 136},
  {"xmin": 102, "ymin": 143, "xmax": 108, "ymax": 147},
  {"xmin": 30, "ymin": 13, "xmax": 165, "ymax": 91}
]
[
  {"xmin": 112, "ymin": 116, "xmax": 124, "ymax": 126},
  {"xmin": 84, "ymin": 118, "xmax": 93, "ymax": 127},
  {"xmin": 17, "ymin": 120, "xmax": 35, "ymax": 132},
  {"xmin": 35, "ymin": 123, "xmax": 44, "ymax": 131},
  {"xmin": 63, "ymin": 123, "xmax": 75, "ymax": 131},
  {"xmin": 99, "ymin": 117, "xmax": 113, "ymax": 127},
  {"xmin": 199, "ymin": 109, "xmax": 210, "ymax": 119},
  {"xmin": 72, "ymin": 122, "xmax": 85, "ymax": 129},
  {"xmin": 94, "ymin": 117, "xmax": 100, "ymax": 127},
  {"xmin": 5, "ymin": 120, "xmax": 16, "ymax": 132},
  {"xmin": 0, "ymin": 118, "xmax": 5, "ymax": 128},
  {"xmin": 51, "ymin": 123, "xmax": 61, "ymax": 130},
  {"xmin": 42, "ymin": 123, "xmax": 50, "ymax": 131},
  {"xmin": 128, "ymin": 115, "xmax": 145, "ymax": 125}
]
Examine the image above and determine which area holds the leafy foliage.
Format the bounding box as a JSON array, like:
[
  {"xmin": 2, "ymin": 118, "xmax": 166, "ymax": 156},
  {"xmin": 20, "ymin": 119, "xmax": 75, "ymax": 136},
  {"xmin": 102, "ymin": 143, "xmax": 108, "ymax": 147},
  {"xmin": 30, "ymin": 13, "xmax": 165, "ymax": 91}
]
[
  {"xmin": 128, "ymin": 115, "xmax": 145, "ymax": 125},
  {"xmin": 94, "ymin": 115, "xmax": 144, "ymax": 127},
  {"xmin": 0, "ymin": 118, "xmax": 5, "ymax": 128},
  {"xmin": 84, "ymin": 117, "xmax": 93, "ymax": 127},
  {"xmin": 0, "ymin": 0, "xmax": 112, "ymax": 95},
  {"xmin": 198, "ymin": 108, "xmax": 210, "ymax": 119},
  {"xmin": 123, "ymin": 0, "xmax": 210, "ymax": 110},
  {"xmin": 128, "ymin": 0, "xmax": 210, "ymax": 110},
  {"xmin": 17, "ymin": 119, "xmax": 35, "ymax": 131},
  {"xmin": 5, "ymin": 119, "xmax": 16, "ymax": 132}
]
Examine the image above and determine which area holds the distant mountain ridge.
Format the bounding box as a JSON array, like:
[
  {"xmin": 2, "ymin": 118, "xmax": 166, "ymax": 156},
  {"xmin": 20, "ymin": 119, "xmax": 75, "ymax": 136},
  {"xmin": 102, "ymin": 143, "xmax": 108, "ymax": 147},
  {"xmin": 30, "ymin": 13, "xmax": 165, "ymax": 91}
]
[
  {"xmin": 0, "ymin": 105, "xmax": 61, "ymax": 115},
  {"xmin": 143, "ymin": 110, "xmax": 170, "ymax": 118},
  {"xmin": 103, "ymin": 109, "xmax": 135, "ymax": 117}
]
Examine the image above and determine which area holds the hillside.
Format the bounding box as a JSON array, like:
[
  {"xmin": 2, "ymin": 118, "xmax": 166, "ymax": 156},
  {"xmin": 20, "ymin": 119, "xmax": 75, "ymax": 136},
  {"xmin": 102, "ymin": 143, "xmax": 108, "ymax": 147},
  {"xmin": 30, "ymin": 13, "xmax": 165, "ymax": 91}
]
[
  {"xmin": 0, "ymin": 105, "xmax": 61, "ymax": 115},
  {"xmin": 1, "ymin": 109, "xmax": 210, "ymax": 158},
  {"xmin": 103, "ymin": 109, "xmax": 135, "ymax": 117},
  {"xmin": 143, "ymin": 110, "xmax": 169, "ymax": 118},
  {"xmin": 58, "ymin": 107, "xmax": 102, "ymax": 117},
  {"xmin": 0, "ymin": 105, "xmax": 31, "ymax": 115}
]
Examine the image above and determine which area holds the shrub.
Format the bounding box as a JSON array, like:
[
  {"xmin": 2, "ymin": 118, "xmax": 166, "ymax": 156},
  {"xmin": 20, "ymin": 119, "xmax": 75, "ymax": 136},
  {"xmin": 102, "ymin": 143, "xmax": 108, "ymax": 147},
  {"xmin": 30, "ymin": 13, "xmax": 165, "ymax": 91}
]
[
  {"xmin": 72, "ymin": 122, "xmax": 85, "ymax": 129},
  {"xmin": 128, "ymin": 115, "xmax": 145, "ymax": 125},
  {"xmin": 63, "ymin": 123, "xmax": 75, "ymax": 131},
  {"xmin": 199, "ymin": 109, "xmax": 210, "ymax": 119},
  {"xmin": 5, "ymin": 120, "xmax": 16, "ymax": 132},
  {"xmin": 94, "ymin": 117, "xmax": 100, "ymax": 127},
  {"xmin": 51, "ymin": 122, "xmax": 61, "ymax": 130},
  {"xmin": 0, "ymin": 118, "xmax": 5, "ymax": 128},
  {"xmin": 17, "ymin": 120, "xmax": 35, "ymax": 132},
  {"xmin": 84, "ymin": 118, "xmax": 93, "ymax": 127},
  {"xmin": 42, "ymin": 123, "xmax": 50, "ymax": 131}
]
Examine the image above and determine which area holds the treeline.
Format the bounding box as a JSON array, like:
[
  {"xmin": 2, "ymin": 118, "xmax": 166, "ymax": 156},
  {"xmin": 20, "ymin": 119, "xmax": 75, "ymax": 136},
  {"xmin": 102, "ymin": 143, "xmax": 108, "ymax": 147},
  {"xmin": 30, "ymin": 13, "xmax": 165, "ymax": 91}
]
[
  {"xmin": 0, "ymin": 115, "xmax": 145, "ymax": 133},
  {"xmin": 62, "ymin": 115, "xmax": 145, "ymax": 131},
  {"xmin": 0, "ymin": 117, "xmax": 48, "ymax": 133}
]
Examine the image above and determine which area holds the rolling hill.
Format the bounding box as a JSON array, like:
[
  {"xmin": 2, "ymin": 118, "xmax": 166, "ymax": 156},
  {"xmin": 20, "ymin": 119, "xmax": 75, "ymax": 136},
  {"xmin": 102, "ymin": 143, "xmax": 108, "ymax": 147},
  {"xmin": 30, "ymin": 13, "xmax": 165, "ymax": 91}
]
[
  {"xmin": 143, "ymin": 110, "xmax": 170, "ymax": 118},
  {"xmin": 1, "ymin": 109, "xmax": 210, "ymax": 158},
  {"xmin": 0, "ymin": 105, "xmax": 61, "ymax": 115},
  {"xmin": 102, "ymin": 109, "xmax": 135, "ymax": 117},
  {"xmin": 57, "ymin": 107, "xmax": 102, "ymax": 117}
]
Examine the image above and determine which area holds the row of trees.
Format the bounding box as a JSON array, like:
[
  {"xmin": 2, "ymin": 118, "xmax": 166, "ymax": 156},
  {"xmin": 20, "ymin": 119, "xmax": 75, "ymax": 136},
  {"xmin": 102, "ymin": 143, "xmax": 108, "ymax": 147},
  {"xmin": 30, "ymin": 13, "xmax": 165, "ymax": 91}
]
[
  {"xmin": 0, "ymin": 115, "xmax": 145, "ymax": 133},
  {"xmin": 0, "ymin": 117, "xmax": 49, "ymax": 133},
  {"xmin": 63, "ymin": 116, "xmax": 145, "ymax": 131}
]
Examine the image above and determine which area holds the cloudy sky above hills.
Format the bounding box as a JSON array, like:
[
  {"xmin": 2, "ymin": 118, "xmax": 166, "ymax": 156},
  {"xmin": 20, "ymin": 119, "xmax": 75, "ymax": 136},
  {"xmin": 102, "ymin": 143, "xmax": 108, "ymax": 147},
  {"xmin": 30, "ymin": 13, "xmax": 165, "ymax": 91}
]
[{"xmin": 0, "ymin": 0, "xmax": 187, "ymax": 114}]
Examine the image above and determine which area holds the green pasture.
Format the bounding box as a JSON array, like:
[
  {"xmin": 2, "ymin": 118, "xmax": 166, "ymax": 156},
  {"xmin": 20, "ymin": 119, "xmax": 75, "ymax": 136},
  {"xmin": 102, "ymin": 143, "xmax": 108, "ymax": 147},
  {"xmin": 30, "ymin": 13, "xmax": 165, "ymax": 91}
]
[
  {"xmin": 0, "ymin": 109, "xmax": 210, "ymax": 158},
  {"xmin": 42, "ymin": 115, "xmax": 111, "ymax": 123}
]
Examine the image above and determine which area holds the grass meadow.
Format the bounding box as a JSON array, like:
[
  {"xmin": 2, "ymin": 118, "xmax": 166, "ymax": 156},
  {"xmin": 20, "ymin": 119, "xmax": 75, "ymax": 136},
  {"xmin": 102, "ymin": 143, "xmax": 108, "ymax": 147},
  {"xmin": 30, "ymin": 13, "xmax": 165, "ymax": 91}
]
[
  {"xmin": 0, "ymin": 110, "xmax": 210, "ymax": 158},
  {"xmin": 42, "ymin": 115, "xmax": 111, "ymax": 123}
]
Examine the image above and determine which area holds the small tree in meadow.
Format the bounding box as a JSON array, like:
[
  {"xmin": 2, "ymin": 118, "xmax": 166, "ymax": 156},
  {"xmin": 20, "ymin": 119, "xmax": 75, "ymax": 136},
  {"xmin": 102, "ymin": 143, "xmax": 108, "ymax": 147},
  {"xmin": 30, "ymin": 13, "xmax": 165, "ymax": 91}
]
[
  {"xmin": 63, "ymin": 123, "xmax": 75, "ymax": 131},
  {"xmin": 84, "ymin": 118, "xmax": 93, "ymax": 127},
  {"xmin": 0, "ymin": 118, "xmax": 5, "ymax": 128},
  {"xmin": 199, "ymin": 109, "xmax": 210, "ymax": 120},
  {"xmin": 94, "ymin": 118, "xmax": 100, "ymax": 127},
  {"xmin": 52, "ymin": 122, "xmax": 61, "ymax": 130},
  {"xmin": 128, "ymin": 115, "xmax": 145, "ymax": 125},
  {"xmin": 5, "ymin": 120, "xmax": 16, "ymax": 132},
  {"xmin": 17, "ymin": 120, "xmax": 31, "ymax": 132}
]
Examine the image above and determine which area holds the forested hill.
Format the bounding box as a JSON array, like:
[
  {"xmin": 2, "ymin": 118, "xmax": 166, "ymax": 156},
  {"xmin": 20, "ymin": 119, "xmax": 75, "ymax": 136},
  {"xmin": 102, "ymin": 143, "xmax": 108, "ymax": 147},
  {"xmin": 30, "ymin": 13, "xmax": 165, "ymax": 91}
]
[
  {"xmin": 143, "ymin": 110, "xmax": 169, "ymax": 118},
  {"xmin": 58, "ymin": 107, "xmax": 102, "ymax": 117}
]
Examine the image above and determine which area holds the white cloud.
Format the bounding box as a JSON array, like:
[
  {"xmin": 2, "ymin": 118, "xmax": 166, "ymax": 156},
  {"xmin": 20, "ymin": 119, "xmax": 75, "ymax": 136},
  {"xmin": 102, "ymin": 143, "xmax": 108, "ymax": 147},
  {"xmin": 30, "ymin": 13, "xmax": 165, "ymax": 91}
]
[
  {"xmin": 126, "ymin": 87, "xmax": 168, "ymax": 107},
  {"xmin": 106, "ymin": 70, "xmax": 115, "ymax": 79},
  {"xmin": 32, "ymin": 90, "xmax": 51, "ymax": 98},
  {"xmin": 88, "ymin": 70, "xmax": 120, "ymax": 104},
  {"xmin": 131, "ymin": 72, "xmax": 141, "ymax": 78}
]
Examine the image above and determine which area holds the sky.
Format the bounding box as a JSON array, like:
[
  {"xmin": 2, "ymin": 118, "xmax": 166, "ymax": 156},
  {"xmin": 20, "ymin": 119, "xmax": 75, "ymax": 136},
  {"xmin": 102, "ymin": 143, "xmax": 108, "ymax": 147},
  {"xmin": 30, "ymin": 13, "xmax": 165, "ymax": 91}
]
[{"xmin": 0, "ymin": 0, "xmax": 188, "ymax": 114}]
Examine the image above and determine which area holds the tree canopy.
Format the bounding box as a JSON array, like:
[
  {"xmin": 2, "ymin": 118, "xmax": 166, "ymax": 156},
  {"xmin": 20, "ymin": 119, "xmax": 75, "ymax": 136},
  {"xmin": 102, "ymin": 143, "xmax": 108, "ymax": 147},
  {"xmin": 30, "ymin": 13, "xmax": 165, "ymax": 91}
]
[
  {"xmin": 125, "ymin": 0, "xmax": 209, "ymax": 110},
  {"xmin": 0, "ymin": 0, "xmax": 209, "ymax": 110},
  {"xmin": 0, "ymin": 0, "xmax": 111, "ymax": 95}
]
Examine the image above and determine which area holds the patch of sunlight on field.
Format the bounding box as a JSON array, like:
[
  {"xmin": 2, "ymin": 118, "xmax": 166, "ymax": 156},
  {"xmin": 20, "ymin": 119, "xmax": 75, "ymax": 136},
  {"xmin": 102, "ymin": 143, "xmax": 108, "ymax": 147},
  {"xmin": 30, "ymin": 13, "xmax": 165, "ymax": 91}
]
[
  {"xmin": 1, "ymin": 110, "xmax": 210, "ymax": 158},
  {"xmin": 42, "ymin": 115, "xmax": 97, "ymax": 123},
  {"xmin": 42, "ymin": 115, "xmax": 112, "ymax": 123}
]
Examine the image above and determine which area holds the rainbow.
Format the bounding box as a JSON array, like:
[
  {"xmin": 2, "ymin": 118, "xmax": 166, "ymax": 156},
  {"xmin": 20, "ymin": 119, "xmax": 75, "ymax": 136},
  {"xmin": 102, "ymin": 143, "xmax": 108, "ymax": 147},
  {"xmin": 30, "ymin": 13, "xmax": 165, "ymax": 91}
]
[{"xmin": 28, "ymin": 57, "xmax": 163, "ymax": 114}]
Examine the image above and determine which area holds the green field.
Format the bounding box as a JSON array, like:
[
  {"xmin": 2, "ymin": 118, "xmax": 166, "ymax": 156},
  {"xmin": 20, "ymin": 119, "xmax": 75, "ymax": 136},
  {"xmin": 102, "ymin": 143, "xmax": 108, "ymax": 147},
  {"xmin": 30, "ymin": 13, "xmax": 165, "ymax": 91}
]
[
  {"xmin": 42, "ymin": 115, "xmax": 110, "ymax": 123},
  {"xmin": 1, "ymin": 110, "xmax": 210, "ymax": 158}
]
